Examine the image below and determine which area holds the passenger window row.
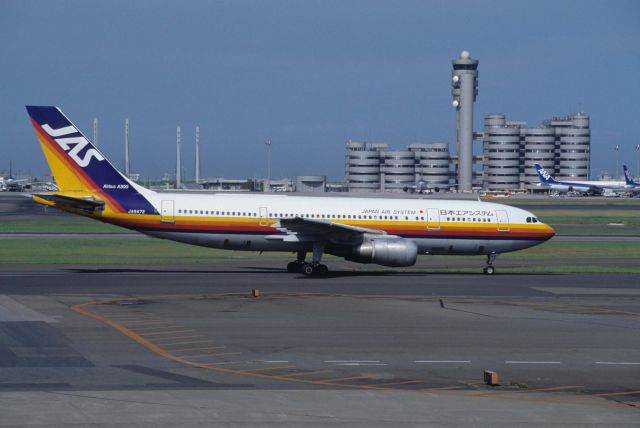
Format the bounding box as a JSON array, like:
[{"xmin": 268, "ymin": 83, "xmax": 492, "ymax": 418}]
[
  {"xmin": 174, "ymin": 210, "xmax": 430, "ymax": 221},
  {"xmin": 446, "ymin": 217, "xmax": 492, "ymax": 222},
  {"xmin": 173, "ymin": 211, "xmax": 508, "ymax": 223}
]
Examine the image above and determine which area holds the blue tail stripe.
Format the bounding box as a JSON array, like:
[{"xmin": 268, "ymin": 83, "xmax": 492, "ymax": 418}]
[{"xmin": 26, "ymin": 106, "xmax": 157, "ymax": 215}]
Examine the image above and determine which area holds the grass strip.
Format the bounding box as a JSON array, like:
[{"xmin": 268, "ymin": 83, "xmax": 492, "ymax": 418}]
[
  {"xmin": 1, "ymin": 238, "xmax": 638, "ymax": 273},
  {"xmin": 0, "ymin": 217, "xmax": 131, "ymax": 233}
]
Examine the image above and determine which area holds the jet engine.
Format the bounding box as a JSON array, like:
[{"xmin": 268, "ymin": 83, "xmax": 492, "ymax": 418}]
[{"xmin": 346, "ymin": 237, "xmax": 418, "ymax": 267}]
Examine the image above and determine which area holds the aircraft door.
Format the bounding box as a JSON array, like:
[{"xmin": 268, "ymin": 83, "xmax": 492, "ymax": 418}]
[
  {"xmin": 259, "ymin": 206, "xmax": 269, "ymax": 226},
  {"xmin": 496, "ymin": 210, "xmax": 510, "ymax": 232},
  {"xmin": 426, "ymin": 208, "xmax": 440, "ymax": 231},
  {"xmin": 161, "ymin": 200, "xmax": 175, "ymax": 223}
]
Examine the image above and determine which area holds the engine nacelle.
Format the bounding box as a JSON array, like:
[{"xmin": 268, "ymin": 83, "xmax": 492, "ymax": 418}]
[{"xmin": 346, "ymin": 237, "xmax": 418, "ymax": 267}]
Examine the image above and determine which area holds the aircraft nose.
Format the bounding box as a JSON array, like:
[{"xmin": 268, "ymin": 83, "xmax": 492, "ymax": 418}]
[{"xmin": 544, "ymin": 223, "xmax": 556, "ymax": 240}]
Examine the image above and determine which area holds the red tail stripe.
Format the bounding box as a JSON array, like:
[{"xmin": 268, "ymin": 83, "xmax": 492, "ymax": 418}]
[{"xmin": 30, "ymin": 118, "xmax": 126, "ymax": 213}]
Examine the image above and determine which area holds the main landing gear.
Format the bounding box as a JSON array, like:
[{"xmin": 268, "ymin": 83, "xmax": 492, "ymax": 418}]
[
  {"xmin": 286, "ymin": 246, "xmax": 329, "ymax": 276},
  {"xmin": 483, "ymin": 252, "xmax": 497, "ymax": 275}
]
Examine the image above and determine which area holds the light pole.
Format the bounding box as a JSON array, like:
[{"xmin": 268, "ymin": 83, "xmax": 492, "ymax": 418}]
[
  {"xmin": 636, "ymin": 144, "xmax": 640, "ymax": 179},
  {"xmin": 265, "ymin": 139, "xmax": 271, "ymax": 192},
  {"xmin": 614, "ymin": 145, "xmax": 620, "ymax": 179}
]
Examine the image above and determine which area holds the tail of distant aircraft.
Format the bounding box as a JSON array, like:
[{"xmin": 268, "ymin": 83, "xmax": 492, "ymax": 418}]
[
  {"xmin": 533, "ymin": 163, "xmax": 557, "ymax": 185},
  {"xmin": 25, "ymin": 106, "xmax": 157, "ymax": 215},
  {"xmin": 623, "ymin": 165, "xmax": 638, "ymax": 186}
]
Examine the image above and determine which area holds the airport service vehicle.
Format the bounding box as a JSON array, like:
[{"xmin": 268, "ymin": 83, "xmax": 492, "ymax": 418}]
[
  {"xmin": 26, "ymin": 106, "xmax": 555, "ymax": 275},
  {"xmin": 534, "ymin": 163, "xmax": 627, "ymax": 195}
]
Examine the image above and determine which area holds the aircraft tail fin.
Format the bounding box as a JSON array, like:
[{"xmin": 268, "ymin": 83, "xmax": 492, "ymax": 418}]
[
  {"xmin": 25, "ymin": 106, "xmax": 156, "ymax": 215},
  {"xmin": 623, "ymin": 165, "xmax": 638, "ymax": 186},
  {"xmin": 533, "ymin": 163, "xmax": 557, "ymax": 185}
]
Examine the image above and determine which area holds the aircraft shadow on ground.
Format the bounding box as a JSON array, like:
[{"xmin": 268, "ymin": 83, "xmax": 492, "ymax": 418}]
[{"xmin": 66, "ymin": 267, "xmax": 556, "ymax": 278}]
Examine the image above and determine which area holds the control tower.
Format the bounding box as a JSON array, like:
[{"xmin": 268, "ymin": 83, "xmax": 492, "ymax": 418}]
[{"xmin": 451, "ymin": 50, "xmax": 479, "ymax": 192}]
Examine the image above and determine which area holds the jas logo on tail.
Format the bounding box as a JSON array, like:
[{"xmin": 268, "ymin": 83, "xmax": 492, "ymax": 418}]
[{"xmin": 42, "ymin": 124, "xmax": 105, "ymax": 167}]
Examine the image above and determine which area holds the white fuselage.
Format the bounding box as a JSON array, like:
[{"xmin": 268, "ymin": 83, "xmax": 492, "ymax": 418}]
[{"xmin": 132, "ymin": 193, "xmax": 554, "ymax": 257}]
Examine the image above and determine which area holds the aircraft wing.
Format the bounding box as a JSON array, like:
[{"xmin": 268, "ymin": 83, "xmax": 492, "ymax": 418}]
[
  {"xmin": 32, "ymin": 193, "xmax": 105, "ymax": 212},
  {"xmin": 270, "ymin": 216, "xmax": 385, "ymax": 245}
]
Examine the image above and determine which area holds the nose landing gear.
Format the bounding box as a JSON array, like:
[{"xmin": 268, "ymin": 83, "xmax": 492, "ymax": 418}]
[{"xmin": 483, "ymin": 252, "xmax": 497, "ymax": 275}]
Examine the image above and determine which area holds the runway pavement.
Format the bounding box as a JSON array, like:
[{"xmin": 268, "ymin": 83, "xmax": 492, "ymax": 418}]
[
  {"xmin": 0, "ymin": 264, "xmax": 638, "ymax": 426},
  {"xmin": 1, "ymin": 193, "xmax": 639, "ymax": 425}
]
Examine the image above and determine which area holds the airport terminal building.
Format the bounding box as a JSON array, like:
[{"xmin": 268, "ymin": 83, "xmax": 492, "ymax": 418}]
[
  {"xmin": 345, "ymin": 112, "xmax": 590, "ymax": 193},
  {"xmin": 483, "ymin": 112, "xmax": 590, "ymax": 191}
]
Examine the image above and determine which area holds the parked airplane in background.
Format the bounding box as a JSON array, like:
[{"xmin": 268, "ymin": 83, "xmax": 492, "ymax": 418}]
[
  {"xmin": 26, "ymin": 106, "xmax": 555, "ymax": 275},
  {"xmin": 0, "ymin": 176, "xmax": 29, "ymax": 192},
  {"xmin": 0, "ymin": 161, "xmax": 56, "ymax": 192},
  {"xmin": 402, "ymin": 180, "xmax": 443, "ymax": 194},
  {"xmin": 534, "ymin": 163, "xmax": 627, "ymax": 195}
]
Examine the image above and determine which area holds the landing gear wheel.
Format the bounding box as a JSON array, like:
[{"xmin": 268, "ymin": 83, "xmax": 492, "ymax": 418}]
[
  {"xmin": 302, "ymin": 263, "xmax": 315, "ymax": 276},
  {"xmin": 287, "ymin": 261, "xmax": 302, "ymax": 273},
  {"xmin": 483, "ymin": 266, "xmax": 495, "ymax": 275},
  {"xmin": 316, "ymin": 264, "xmax": 329, "ymax": 275}
]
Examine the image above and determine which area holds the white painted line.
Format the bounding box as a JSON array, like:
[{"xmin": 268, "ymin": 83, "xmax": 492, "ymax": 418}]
[
  {"xmin": 334, "ymin": 363, "xmax": 388, "ymax": 366},
  {"xmin": 505, "ymin": 361, "xmax": 561, "ymax": 364},
  {"xmin": 262, "ymin": 360, "xmax": 289, "ymax": 363},
  {"xmin": 415, "ymin": 360, "xmax": 471, "ymax": 364},
  {"xmin": 595, "ymin": 361, "xmax": 640, "ymax": 365},
  {"xmin": 324, "ymin": 360, "xmax": 386, "ymax": 366}
]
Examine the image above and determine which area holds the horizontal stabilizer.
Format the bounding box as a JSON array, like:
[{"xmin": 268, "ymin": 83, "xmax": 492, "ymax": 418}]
[{"xmin": 32, "ymin": 193, "xmax": 105, "ymax": 212}]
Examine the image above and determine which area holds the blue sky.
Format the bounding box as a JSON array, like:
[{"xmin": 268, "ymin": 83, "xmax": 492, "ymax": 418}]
[{"xmin": 1, "ymin": 0, "xmax": 639, "ymax": 180}]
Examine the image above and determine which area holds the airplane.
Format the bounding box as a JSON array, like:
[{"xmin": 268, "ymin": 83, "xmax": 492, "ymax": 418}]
[
  {"xmin": 402, "ymin": 180, "xmax": 443, "ymax": 194},
  {"xmin": 0, "ymin": 161, "xmax": 27, "ymax": 191},
  {"xmin": 533, "ymin": 163, "xmax": 627, "ymax": 195},
  {"xmin": 25, "ymin": 106, "xmax": 555, "ymax": 276},
  {"xmin": 0, "ymin": 176, "xmax": 29, "ymax": 192}
]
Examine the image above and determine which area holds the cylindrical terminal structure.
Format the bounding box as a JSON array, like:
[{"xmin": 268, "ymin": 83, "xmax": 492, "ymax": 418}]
[
  {"xmin": 452, "ymin": 50, "xmax": 479, "ymax": 192},
  {"xmin": 409, "ymin": 143, "xmax": 451, "ymax": 191},
  {"xmin": 522, "ymin": 127, "xmax": 556, "ymax": 190},
  {"xmin": 380, "ymin": 150, "xmax": 416, "ymax": 192},
  {"xmin": 345, "ymin": 141, "xmax": 387, "ymax": 192},
  {"xmin": 555, "ymin": 114, "xmax": 590, "ymax": 180},
  {"xmin": 483, "ymin": 115, "xmax": 521, "ymax": 190},
  {"xmin": 481, "ymin": 112, "xmax": 590, "ymax": 191}
]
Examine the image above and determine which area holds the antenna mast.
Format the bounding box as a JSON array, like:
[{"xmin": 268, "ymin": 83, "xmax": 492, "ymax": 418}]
[
  {"xmin": 195, "ymin": 126, "xmax": 200, "ymax": 183},
  {"xmin": 124, "ymin": 118, "xmax": 130, "ymax": 177},
  {"xmin": 176, "ymin": 125, "xmax": 181, "ymax": 189}
]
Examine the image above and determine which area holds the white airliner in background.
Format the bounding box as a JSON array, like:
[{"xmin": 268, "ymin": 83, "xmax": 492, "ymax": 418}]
[
  {"xmin": 402, "ymin": 180, "xmax": 445, "ymax": 194},
  {"xmin": 534, "ymin": 163, "xmax": 630, "ymax": 195},
  {"xmin": 26, "ymin": 106, "xmax": 555, "ymax": 276}
]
